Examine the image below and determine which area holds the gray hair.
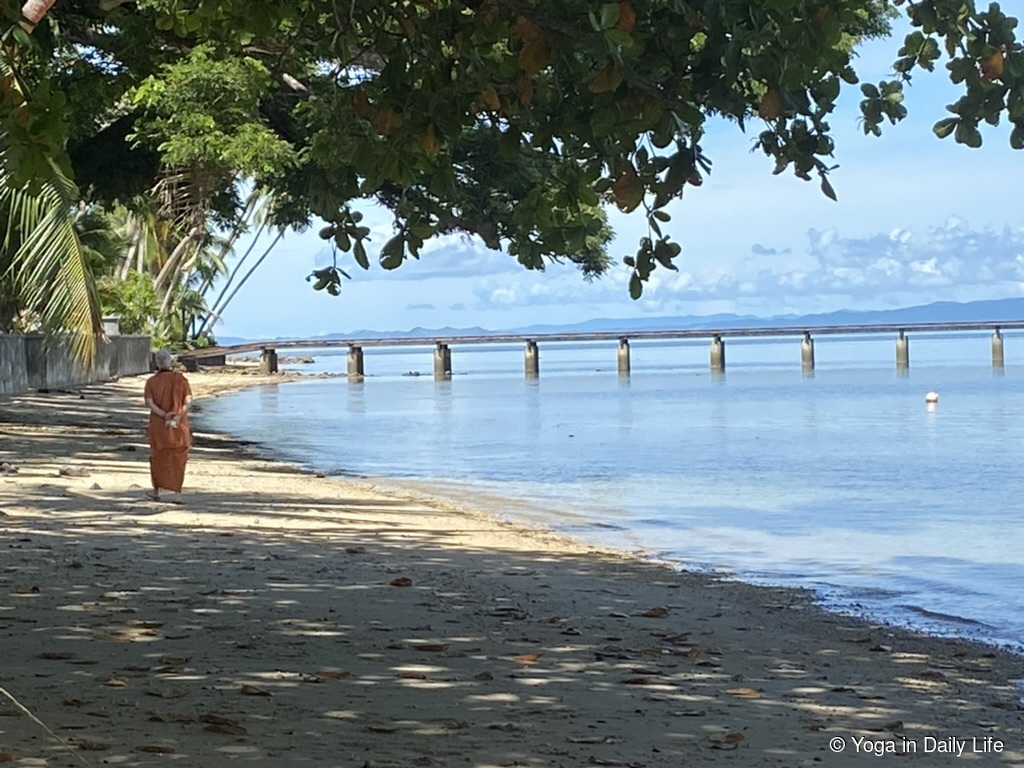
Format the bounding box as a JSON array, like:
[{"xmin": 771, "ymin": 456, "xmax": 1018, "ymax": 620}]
[{"xmin": 154, "ymin": 349, "xmax": 175, "ymax": 371}]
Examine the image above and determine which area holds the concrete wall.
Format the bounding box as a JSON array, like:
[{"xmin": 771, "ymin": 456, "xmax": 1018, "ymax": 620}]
[
  {"xmin": 0, "ymin": 335, "xmax": 28, "ymax": 395},
  {"xmin": 0, "ymin": 333, "xmax": 152, "ymax": 396},
  {"xmin": 115, "ymin": 336, "xmax": 154, "ymax": 376}
]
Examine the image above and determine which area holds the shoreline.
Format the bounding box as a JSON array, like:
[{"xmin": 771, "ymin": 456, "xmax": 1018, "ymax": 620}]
[
  {"xmin": 199, "ymin": 378, "xmax": 1024, "ymax": 658},
  {"xmin": 1, "ymin": 370, "xmax": 1023, "ymax": 766}
]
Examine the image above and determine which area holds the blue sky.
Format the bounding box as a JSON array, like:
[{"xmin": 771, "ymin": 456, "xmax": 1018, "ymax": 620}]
[{"xmin": 214, "ymin": 22, "xmax": 1024, "ymax": 339}]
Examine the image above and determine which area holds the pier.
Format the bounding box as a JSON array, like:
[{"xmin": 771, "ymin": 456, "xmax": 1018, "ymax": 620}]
[{"xmin": 177, "ymin": 321, "xmax": 1022, "ymax": 379}]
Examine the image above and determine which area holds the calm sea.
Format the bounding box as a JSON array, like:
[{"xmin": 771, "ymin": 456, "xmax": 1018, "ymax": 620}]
[{"xmin": 199, "ymin": 332, "xmax": 1024, "ymax": 651}]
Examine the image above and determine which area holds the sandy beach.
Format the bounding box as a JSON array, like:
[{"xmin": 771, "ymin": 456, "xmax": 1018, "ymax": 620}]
[{"xmin": 1, "ymin": 370, "xmax": 1022, "ymax": 767}]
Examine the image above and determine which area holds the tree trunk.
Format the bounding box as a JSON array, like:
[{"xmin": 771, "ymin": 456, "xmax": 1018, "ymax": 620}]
[
  {"xmin": 153, "ymin": 223, "xmax": 203, "ymax": 292},
  {"xmin": 204, "ymin": 231, "xmax": 283, "ymax": 332},
  {"xmin": 195, "ymin": 221, "xmax": 266, "ymax": 337}
]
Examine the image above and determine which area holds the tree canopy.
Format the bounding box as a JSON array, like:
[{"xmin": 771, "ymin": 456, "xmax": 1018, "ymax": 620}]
[{"xmin": 1, "ymin": 0, "xmax": 1021, "ymax": 325}]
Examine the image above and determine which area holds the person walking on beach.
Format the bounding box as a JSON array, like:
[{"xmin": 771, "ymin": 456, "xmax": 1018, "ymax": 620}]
[{"xmin": 143, "ymin": 349, "xmax": 193, "ymax": 504}]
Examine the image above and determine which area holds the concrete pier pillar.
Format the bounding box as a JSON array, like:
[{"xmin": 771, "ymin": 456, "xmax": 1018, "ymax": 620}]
[
  {"xmin": 617, "ymin": 338, "xmax": 631, "ymax": 376},
  {"xmin": 709, "ymin": 335, "xmax": 725, "ymax": 373},
  {"xmin": 801, "ymin": 332, "xmax": 815, "ymax": 372},
  {"xmin": 992, "ymin": 329, "xmax": 1005, "ymax": 369},
  {"xmin": 896, "ymin": 331, "xmax": 909, "ymax": 370},
  {"xmin": 433, "ymin": 343, "xmax": 452, "ymax": 380},
  {"xmin": 347, "ymin": 345, "xmax": 364, "ymax": 379},
  {"xmin": 259, "ymin": 347, "xmax": 278, "ymax": 375},
  {"xmin": 524, "ymin": 340, "xmax": 540, "ymax": 378}
]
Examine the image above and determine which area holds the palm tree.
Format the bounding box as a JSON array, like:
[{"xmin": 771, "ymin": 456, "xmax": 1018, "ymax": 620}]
[
  {"xmin": 0, "ymin": 148, "xmax": 102, "ymax": 365},
  {"xmin": 1, "ymin": 3, "xmax": 103, "ymax": 364}
]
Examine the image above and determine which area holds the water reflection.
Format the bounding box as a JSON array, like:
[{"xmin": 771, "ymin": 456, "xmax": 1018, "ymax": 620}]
[
  {"xmin": 434, "ymin": 379, "xmax": 453, "ymax": 416},
  {"xmin": 258, "ymin": 384, "xmax": 279, "ymax": 412},
  {"xmin": 346, "ymin": 380, "xmax": 366, "ymax": 414}
]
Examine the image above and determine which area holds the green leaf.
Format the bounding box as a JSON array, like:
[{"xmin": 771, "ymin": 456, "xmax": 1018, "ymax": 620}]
[
  {"xmin": 1010, "ymin": 125, "xmax": 1024, "ymax": 150},
  {"xmin": 379, "ymin": 235, "xmax": 405, "ymax": 270},
  {"xmin": 353, "ymin": 240, "xmax": 369, "ymax": 269},
  {"xmin": 628, "ymin": 271, "xmax": 642, "ymax": 300},
  {"xmin": 820, "ymin": 176, "xmax": 837, "ymax": 201},
  {"xmin": 933, "ymin": 117, "xmax": 959, "ymax": 139},
  {"xmin": 860, "ymin": 83, "xmax": 880, "ymax": 99},
  {"xmin": 600, "ymin": 3, "xmax": 620, "ymax": 30}
]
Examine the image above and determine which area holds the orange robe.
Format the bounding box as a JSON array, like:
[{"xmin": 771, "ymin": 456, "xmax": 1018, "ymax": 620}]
[{"xmin": 144, "ymin": 371, "xmax": 193, "ymax": 493}]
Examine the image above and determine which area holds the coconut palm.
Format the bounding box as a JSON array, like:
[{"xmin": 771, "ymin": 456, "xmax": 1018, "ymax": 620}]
[{"xmin": 0, "ymin": 147, "xmax": 102, "ymax": 365}]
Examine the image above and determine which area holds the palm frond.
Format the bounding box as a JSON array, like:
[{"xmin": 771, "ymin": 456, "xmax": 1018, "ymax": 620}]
[{"xmin": 0, "ymin": 149, "xmax": 101, "ymax": 366}]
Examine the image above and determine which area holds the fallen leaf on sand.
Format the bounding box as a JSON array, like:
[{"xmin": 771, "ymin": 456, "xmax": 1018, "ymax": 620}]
[
  {"xmin": 241, "ymin": 684, "xmax": 271, "ymax": 697},
  {"xmin": 40, "ymin": 651, "xmax": 75, "ymax": 660},
  {"xmin": 205, "ymin": 722, "xmax": 247, "ymax": 735},
  {"xmin": 389, "ymin": 577, "xmax": 413, "ymax": 587},
  {"xmin": 137, "ymin": 745, "xmax": 176, "ymax": 753},
  {"xmin": 77, "ymin": 740, "xmax": 110, "ymax": 751},
  {"xmin": 512, "ymin": 653, "xmax": 542, "ymax": 664},
  {"xmin": 726, "ymin": 687, "xmax": 762, "ymax": 698},
  {"xmin": 148, "ymin": 713, "xmax": 195, "ymax": 724},
  {"xmin": 146, "ymin": 688, "xmax": 187, "ymax": 699},
  {"xmin": 408, "ymin": 642, "xmax": 448, "ymax": 653},
  {"xmin": 200, "ymin": 712, "xmax": 246, "ymax": 737},
  {"xmin": 487, "ymin": 722, "xmax": 517, "ymax": 731},
  {"xmin": 991, "ymin": 701, "xmax": 1023, "ymax": 711},
  {"xmin": 474, "ymin": 672, "xmax": 494, "ymax": 681},
  {"xmin": 639, "ymin": 606, "xmax": 670, "ymax": 618},
  {"xmin": 317, "ymin": 670, "xmax": 351, "ymax": 680},
  {"xmin": 345, "ymin": 547, "xmax": 366, "ymax": 554},
  {"xmin": 159, "ymin": 656, "xmax": 190, "ymax": 666},
  {"xmin": 0, "ymin": 753, "xmax": 20, "ymax": 763},
  {"xmin": 708, "ymin": 731, "xmax": 745, "ymax": 750}
]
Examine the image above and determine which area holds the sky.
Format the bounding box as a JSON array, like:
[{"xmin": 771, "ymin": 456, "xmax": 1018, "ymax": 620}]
[{"xmin": 212, "ymin": 20, "xmax": 1024, "ymax": 340}]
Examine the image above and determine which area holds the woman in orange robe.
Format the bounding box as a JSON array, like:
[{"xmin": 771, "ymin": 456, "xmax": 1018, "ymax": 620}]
[{"xmin": 143, "ymin": 349, "xmax": 194, "ymax": 504}]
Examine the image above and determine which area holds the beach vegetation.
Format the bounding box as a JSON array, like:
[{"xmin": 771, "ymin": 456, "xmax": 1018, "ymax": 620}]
[{"xmin": 0, "ymin": 0, "xmax": 1021, "ymax": 358}]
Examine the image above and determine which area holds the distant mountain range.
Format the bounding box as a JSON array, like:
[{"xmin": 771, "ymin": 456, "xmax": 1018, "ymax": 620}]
[{"xmin": 217, "ymin": 297, "xmax": 1024, "ymax": 345}]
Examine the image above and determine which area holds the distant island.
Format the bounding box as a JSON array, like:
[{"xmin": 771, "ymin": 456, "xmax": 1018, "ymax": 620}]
[{"xmin": 217, "ymin": 297, "xmax": 1024, "ymax": 345}]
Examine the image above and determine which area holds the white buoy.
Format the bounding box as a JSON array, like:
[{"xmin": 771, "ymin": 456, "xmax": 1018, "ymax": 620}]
[{"xmin": 925, "ymin": 391, "xmax": 939, "ymax": 404}]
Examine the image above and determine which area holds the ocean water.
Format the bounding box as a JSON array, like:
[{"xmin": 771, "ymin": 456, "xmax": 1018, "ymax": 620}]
[{"xmin": 199, "ymin": 332, "xmax": 1024, "ymax": 650}]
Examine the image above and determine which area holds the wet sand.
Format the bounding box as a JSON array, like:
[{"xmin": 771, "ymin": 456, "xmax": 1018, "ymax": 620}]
[{"xmin": 0, "ymin": 370, "xmax": 1022, "ymax": 766}]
